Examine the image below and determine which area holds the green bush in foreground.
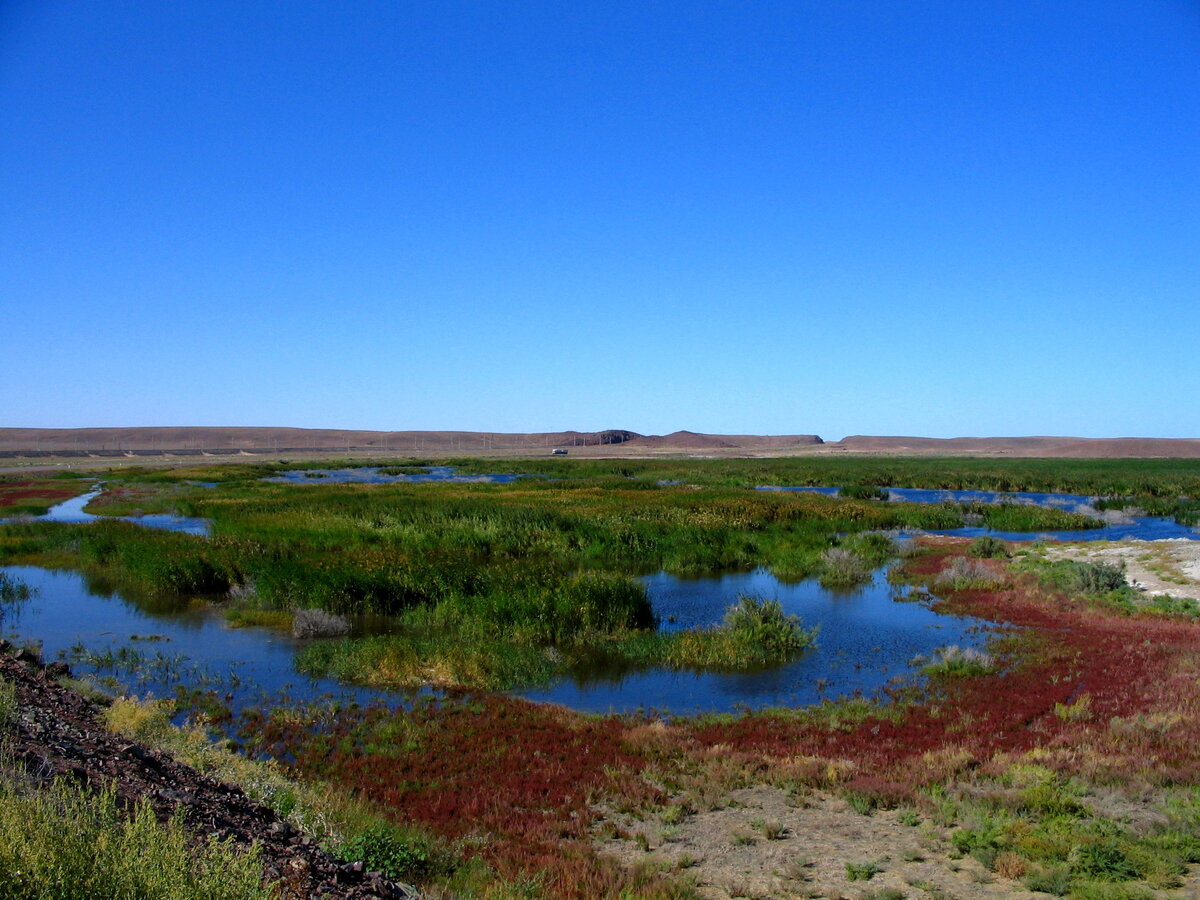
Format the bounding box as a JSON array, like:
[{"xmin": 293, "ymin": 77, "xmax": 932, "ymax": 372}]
[
  {"xmin": 0, "ymin": 778, "xmax": 271, "ymax": 900},
  {"xmin": 339, "ymin": 822, "xmax": 450, "ymax": 882}
]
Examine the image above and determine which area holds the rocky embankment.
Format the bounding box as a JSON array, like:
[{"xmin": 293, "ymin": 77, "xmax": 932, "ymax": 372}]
[{"xmin": 0, "ymin": 643, "xmax": 419, "ymax": 899}]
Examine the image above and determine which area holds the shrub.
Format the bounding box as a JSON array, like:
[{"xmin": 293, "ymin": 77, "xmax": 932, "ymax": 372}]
[
  {"xmin": 1023, "ymin": 865, "xmax": 1072, "ymax": 896},
  {"xmin": 936, "ymin": 557, "xmax": 1003, "ymax": 590},
  {"xmin": 292, "ymin": 608, "xmax": 351, "ymax": 639},
  {"xmin": 846, "ymin": 860, "xmax": 881, "ymax": 881},
  {"xmin": 339, "ymin": 823, "xmax": 442, "ymax": 881},
  {"xmin": 920, "ymin": 645, "xmax": 996, "ymax": 678},
  {"xmin": 1066, "ymin": 561, "xmax": 1128, "ymax": 595},
  {"xmin": 819, "ymin": 548, "xmax": 872, "ymax": 589},
  {"xmin": 721, "ymin": 595, "xmax": 815, "ymax": 658},
  {"xmin": 1071, "ymin": 841, "xmax": 1142, "ymax": 881},
  {"xmin": 968, "ymin": 536, "xmax": 1010, "ymax": 559}
]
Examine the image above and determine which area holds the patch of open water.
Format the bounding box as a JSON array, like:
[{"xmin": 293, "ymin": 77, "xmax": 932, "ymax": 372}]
[
  {"xmin": 264, "ymin": 466, "xmax": 525, "ymax": 484},
  {"xmin": 0, "ymin": 486, "xmax": 210, "ymax": 535},
  {"xmin": 760, "ymin": 485, "xmax": 1199, "ymax": 541},
  {"xmin": 518, "ymin": 568, "xmax": 989, "ymax": 714},
  {"xmin": 0, "ymin": 563, "xmax": 990, "ymax": 718},
  {"xmin": 0, "ymin": 565, "xmax": 397, "ymax": 713}
]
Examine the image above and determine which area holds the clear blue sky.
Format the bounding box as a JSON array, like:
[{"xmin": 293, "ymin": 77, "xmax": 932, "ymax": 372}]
[{"xmin": 3, "ymin": 2, "xmax": 1198, "ymax": 439}]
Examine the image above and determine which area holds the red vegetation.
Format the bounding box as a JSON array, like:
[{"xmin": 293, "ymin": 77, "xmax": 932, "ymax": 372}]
[
  {"xmin": 0, "ymin": 480, "xmax": 81, "ymax": 511},
  {"xmin": 250, "ymin": 695, "xmax": 664, "ymax": 897},
  {"xmin": 246, "ymin": 541, "xmax": 1200, "ymax": 896}
]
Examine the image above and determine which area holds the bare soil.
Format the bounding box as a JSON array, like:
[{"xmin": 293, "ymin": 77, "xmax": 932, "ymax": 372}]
[
  {"xmin": 600, "ymin": 786, "xmax": 1024, "ymax": 900},
  {"xmin": 1037, "ymin": 539, "xmax": 1200, "ymax": 601}
]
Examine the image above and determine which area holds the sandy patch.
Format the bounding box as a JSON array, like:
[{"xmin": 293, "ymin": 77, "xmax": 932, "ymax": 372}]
[
  {"xmin": 1037, "ymin": 539, "xmax": 1200, "ymax": 601},
  {"xmin": 599, "ymin": 787, "xmax": 1029, "ymax": 900}
]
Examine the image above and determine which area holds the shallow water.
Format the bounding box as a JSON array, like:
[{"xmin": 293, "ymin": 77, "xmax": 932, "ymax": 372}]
[
  {"xmin": 0, "ymin": 565, "xmax": 395, "ymax": 713},
  {"xmin": 518, "ymin": 568, "xmax": 990, "ymax": 715},
  {"xmin": 264, "ymin": 466, "xmax": 526, "ymax": 485},
  {"xmin": 760, "ymin": 485, "xmax": 1199, "ymax": 542},
  {"xmin": 1, "ymin": 487, "xmax": 210, "ymax": 535},
  {"xmin": 1, "ymin": 564, "xmax": 988, "ymax": 717}
]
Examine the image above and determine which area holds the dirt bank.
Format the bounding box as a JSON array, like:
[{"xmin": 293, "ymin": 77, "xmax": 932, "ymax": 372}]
[{"xmin": 0, "ymin": 644, "xmax": 418, "ymax": 899}]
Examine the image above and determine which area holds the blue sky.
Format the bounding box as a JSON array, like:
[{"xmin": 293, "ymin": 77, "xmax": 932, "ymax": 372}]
[{"xmin": 3, "ymin": 1, "xmax": 1198, "ymax": 439}]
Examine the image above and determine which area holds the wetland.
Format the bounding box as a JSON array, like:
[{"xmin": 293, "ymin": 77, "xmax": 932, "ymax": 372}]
[{"xmin": 3, "ymin": 455, "xmax": 1200, "ymax": 899}]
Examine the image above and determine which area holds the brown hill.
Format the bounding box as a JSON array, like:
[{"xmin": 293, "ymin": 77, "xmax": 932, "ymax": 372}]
[
  {"xmin": 2, "ymin": 428, "xmax": 1197, "ymax": 459},
  {"xmin": 831, "ymin": 435, "xmax": 1200, "ymax": 458},
  {"xmin": 0, "ymin": 427, "xmax": 641, "ymax": 456},
  {"xmin": 624, "ymin": 431, "xmax": 823, "ymax": 450}
]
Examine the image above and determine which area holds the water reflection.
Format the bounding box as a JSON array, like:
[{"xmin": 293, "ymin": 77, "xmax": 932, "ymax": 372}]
[
  {"xmin": 0, "ymin": 487, "xmax": 210, "ymax": 535},
  {"xmin": 264, "ymin": 466, "xmax": 526, "ymax": 484},
  {"xmin": 518, "ymin": 567, "xmax": 990, "ymax": 715},
  {"xmin": 1, "ymin": 562, "xmax": 989, "ymax": 717},
  {"xmin": 760, "ymin": 485, "xmax": 1199, "ymax": 542}
]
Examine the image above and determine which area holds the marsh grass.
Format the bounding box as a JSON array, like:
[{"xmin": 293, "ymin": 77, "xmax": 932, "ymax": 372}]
[
  {"xmin": 298, "ymin": 595, "xmax": 817, "ymax": 689},
  {"xmin": 935, "ymin": 558, "xmax": 1004, "ymax": 591},
  {"xmin": 918, "ymin": 645, "xmax": 996, "ymax": 678},
  {"xmin": 0, "ymin": 572, "xmax": 32, "ymax": 603}
]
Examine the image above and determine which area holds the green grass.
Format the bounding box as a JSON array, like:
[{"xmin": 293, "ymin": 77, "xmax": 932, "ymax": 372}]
[
  {"xmin": 297, "ymin": 594, "xmax": 817, "ymax": 690},
  {"xmin": 0, "ymin": 777, "xmax": 271, "ymax": 900}
]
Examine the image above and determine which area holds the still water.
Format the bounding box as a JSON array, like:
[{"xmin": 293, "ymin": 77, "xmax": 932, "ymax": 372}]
[
  {"xmin": 264, "ymin": 466, "xmax": 525, "ymax": 484},
  {"xmin": 519, "ymin": 568, "xmax": 988, "ymax": 714},
  {"xmin": 760, "ymin": 485, "xmax": 1199, "ymax": 542},
  {"xmin": 1, "ymin": 563, "xmax": 988, "ymax": 717},
  {"xmin": 0, "ymin": 486, "xmax": 210, "ymax": 535}
]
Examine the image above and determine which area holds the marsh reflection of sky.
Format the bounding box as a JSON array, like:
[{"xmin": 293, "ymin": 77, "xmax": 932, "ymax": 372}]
[{"xmin": 518, "ymin": 568, "xmax": 989, "ymax": 715}]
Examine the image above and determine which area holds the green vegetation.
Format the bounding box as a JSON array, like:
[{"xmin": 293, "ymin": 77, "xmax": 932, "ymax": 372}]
[
  {"xmin": 845, "ymin": 860, "xmax": 882, "ymax": 881},
  {"xmin": 0, "ymin": 469, "xmax": 954, "ymax": 689},
  {"xmin": 967, "ymin": 536, "xmax": 1010, "ymax": 558},
  {"xmin": 0, "ymin": 572, "xmax": 31, "ymax": 604},
  {"xmin": 0, "ymin": 776, "xmax": 270, "ymax": 900},
  {"xmin": 919, "ymin": 645, "xmax": 996, "ymax": 678},
  {"xmin": 297, "ymin": 594, "xmax": 816, "ymax": 689},
  {"xmin": 1018, "ymin": 558, "xmax": 1133, "ymax": 602},
  {"xmin": 443, "ymin": 455, "xmax": 1200, "ymax": 507},
  {"xmin": 940, "ymin": 766, "xmax": 1200, "ymax": 897},
  {"xmin": 4, "ymin": 454, "xmax": 1193, "ymax": 691}
]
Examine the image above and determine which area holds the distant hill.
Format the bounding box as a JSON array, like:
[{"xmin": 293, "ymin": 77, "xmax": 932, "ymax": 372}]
[
  {"xmin": 622, "ymin": 431, "xmax": 823, "ymax": 450},
  {"xmin": 1, "ymin": 427, "xmax": 1197, "ymax": 458},
  {"xmin": 827, "ymin": 435, "xmax": 1200, "ymax": 458},
  {"xmin": 0, "ymin": 426, "xmax": 641, "ymax": 456}
]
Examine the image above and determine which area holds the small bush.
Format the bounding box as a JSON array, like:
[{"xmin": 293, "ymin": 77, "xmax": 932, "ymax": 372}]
[
  {"xmin": 819, "ymin": 548, "xmax": 873, "ymax": 589},
  {"xmin": 846, "ymin": 861, "xmax": 882, "ymax": 881},
  {"xmin": 920, "ymin": 645, "xmax": 996, "ymax": 678},
  {"xmin": 1071, "ymin": 841, "xmax": 1142, "ymax": 881},
  {"xmin": 968, "ymin": 536, "xmax": 1010, "ymax": 559},
  {"xmin": 339, "ymin": 823, "xmax": 445, "ymax": 881},
  {"xmin": 936, "ymin": 557, "xmax": 1002, "ymax": 590},
  {"xmin": 0, "ymin": 777, "xmax": 271, "ymax": 900},
  {"xmin": 292, "ymin": 608, "xmax": 351, "ymax": 639},
  {"xmin": 1066, "ymin": 561, "xmax": 1128, "ymax": 595},
  {"xmin": 1023, "ymin": 865, "xmax": 1072, "ymax": 896}
]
